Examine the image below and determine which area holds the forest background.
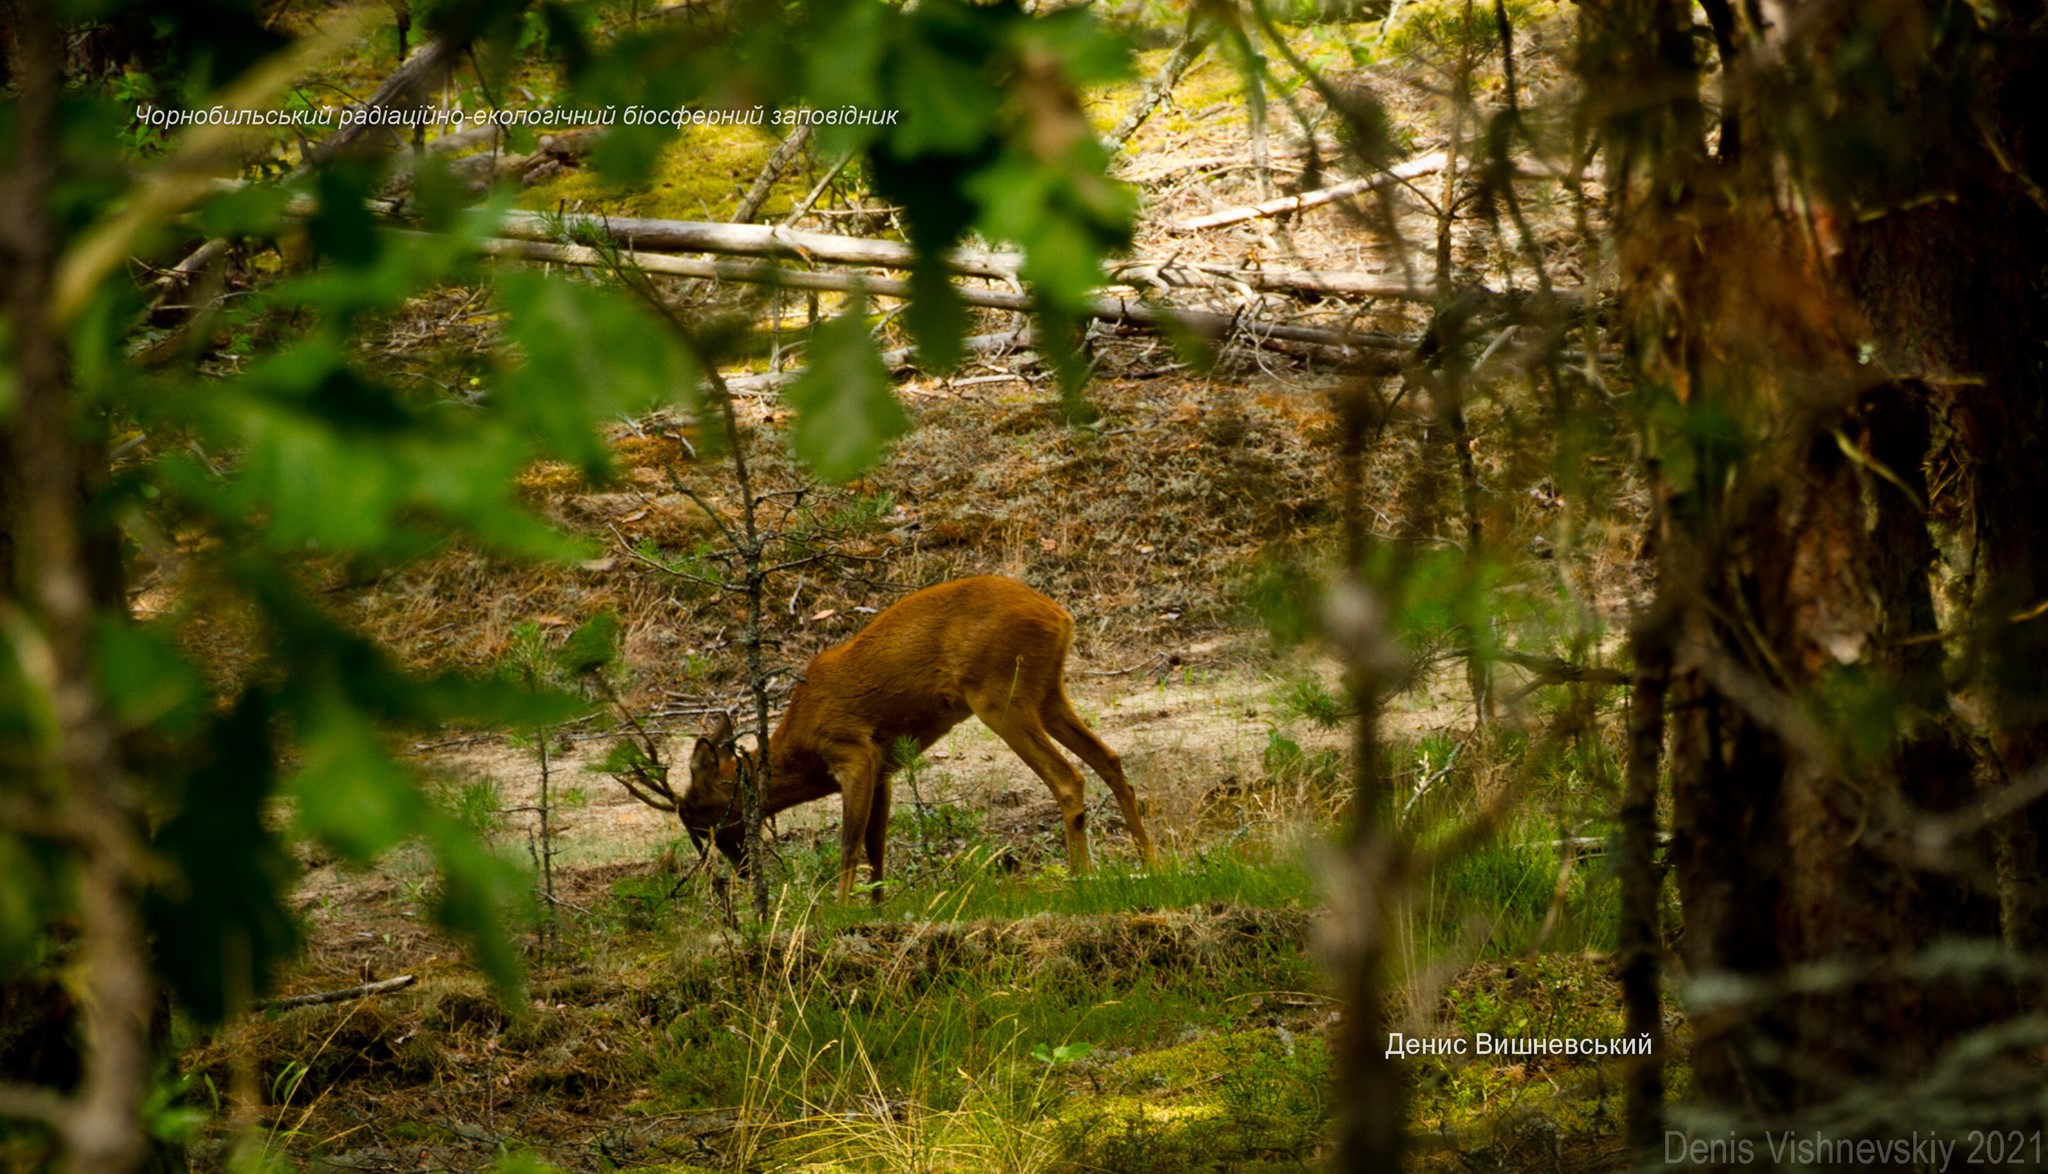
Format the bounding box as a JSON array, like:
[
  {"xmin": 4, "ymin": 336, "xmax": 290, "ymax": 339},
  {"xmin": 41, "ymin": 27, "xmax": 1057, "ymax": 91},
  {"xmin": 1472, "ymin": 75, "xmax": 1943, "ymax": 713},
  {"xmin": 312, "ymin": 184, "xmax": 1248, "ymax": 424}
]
[{"xmin": 2, "ymin": 0, "xmax": 2046, "ymax": 1170}]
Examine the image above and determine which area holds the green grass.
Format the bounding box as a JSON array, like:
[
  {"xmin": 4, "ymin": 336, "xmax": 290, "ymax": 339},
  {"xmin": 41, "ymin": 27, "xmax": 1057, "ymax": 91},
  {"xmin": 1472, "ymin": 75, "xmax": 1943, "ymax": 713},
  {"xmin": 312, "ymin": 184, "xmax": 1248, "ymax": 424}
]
[
  {"xmin": 597, "ymin": 812, "xmax": 1619, "ymax": 1171},
  {"xmin": 820, "ymin": 847, "xmax": 1316, "ymax": 928},
  {"xmin": 584, "ymin": 837, "xmax": 1327, "ymax": 1171},
  {"xmin": 192, "ymin": 717, "xmax": 1651, "ymax": 1173},
  {"xmin": 646, "ymin": 951, "xmax": 1319, "ymax": 1112},
  {"xmin": 1404, "ymin": 832, "xmax": 1621, "ymax": 961}
]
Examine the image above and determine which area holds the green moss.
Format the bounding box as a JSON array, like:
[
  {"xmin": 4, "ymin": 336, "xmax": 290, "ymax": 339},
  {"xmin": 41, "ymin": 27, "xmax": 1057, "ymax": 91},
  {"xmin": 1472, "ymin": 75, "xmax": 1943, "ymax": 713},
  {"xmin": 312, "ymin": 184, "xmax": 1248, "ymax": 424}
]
[
  {"xmin": 1047, "ymin": 1029, "xmax": 1330, "ymax": 1171},
  {"xmin": 519, "ymin": 127, "xmax": 809, "ymax": 222},
  {"xmin": 1379, "ymin": 0, "xmax": 1564, "ymax": 59}
]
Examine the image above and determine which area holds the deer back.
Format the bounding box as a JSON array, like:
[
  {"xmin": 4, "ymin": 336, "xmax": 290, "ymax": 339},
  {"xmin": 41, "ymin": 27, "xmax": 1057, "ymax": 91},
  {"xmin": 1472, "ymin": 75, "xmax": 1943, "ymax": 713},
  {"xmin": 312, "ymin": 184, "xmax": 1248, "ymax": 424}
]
[{"xmin": 776, "ymin": 576, "xmax": 1075, "ymax": 753}]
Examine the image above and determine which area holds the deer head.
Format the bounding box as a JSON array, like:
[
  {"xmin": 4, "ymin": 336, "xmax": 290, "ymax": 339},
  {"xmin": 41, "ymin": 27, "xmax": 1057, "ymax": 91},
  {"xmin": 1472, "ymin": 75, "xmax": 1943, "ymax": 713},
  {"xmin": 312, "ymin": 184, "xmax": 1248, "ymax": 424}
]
[{"xmin": 677, "ymin": 712, "xmax": 753, "ymax": 871}]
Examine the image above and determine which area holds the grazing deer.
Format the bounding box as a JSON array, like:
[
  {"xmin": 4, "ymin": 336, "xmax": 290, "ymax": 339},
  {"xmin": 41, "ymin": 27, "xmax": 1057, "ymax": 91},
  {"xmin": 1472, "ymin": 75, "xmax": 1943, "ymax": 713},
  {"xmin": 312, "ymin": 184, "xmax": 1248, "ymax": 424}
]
[{"xmin": 678, "ymin": 576, "xmax": 1155, "ymax": 901}]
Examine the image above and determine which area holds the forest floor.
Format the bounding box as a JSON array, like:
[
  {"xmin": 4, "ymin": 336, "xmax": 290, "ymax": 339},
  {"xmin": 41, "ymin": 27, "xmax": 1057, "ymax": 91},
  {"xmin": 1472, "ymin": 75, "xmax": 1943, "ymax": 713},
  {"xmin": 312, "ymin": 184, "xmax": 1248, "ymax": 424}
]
[
  {"xmin": 169, "ymin": 367, "xmax": 1649, "ymax": 1173},
  {"xmin": 164, "ymin": 1, "xmax": 1663, "ymax": 1170}
]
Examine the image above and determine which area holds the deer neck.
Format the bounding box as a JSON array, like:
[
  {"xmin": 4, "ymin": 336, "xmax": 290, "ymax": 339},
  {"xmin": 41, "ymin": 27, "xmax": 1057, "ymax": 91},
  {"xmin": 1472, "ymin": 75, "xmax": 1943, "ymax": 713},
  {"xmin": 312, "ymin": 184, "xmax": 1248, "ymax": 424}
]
[{"xmin": 756, "ymin": 727, "xmax": 839, "ymax": 816}]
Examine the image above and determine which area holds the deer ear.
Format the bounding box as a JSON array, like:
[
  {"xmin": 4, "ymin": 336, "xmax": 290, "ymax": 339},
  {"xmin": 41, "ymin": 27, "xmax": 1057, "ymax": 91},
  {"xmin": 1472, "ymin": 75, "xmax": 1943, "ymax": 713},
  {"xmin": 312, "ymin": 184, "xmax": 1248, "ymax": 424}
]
[
  {"xmin": 704, "ymin": 711, "xmax": 733, "ymax": 745},
  {"xmin": 690, "ymin": 736, "xmax": 721, "ymax": 779},
  {"xmin": 690, "ymin": 712, "xmax": 733, "ymax": 780}
]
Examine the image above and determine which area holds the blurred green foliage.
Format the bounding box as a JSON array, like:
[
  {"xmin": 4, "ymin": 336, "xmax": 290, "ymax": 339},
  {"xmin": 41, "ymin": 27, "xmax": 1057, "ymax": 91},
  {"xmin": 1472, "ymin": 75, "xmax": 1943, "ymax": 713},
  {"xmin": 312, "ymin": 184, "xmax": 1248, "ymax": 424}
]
[{"xmin": 1, "ymin": 0, "xmax": 1136, "ymax": 1040}]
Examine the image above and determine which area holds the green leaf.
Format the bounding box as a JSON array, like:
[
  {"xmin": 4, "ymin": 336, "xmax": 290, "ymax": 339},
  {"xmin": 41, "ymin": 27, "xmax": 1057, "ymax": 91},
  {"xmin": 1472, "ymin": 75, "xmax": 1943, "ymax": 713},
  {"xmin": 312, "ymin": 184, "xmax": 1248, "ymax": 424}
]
[
  {"xmin": 0, "ymin": 832, "xmax": 68, "ymax": 973},
  {"xmin": 289, "ymin": 699, "xmax": 429, "ymax": 862},
  {"xmin": 867, "ymin": 149, "xmax": 983, "ymax": 370},
  {"xmin": 1014, "ymin": 8, "xmax": 1131, "ymax": 86},
  {"xmin": 307, "ymin": 164, "xmax": 380, "ymax": 268},
  {"xmin": 423, "ymin": 814, "xmax": 532, "ymax": 1000},
  {"xmin": 803, "ymin": 0, "xmax": 889, "ymax": 121},
  {"xmin": 146, "ymin": 694, "xmax": 299, "ymax": 1023},
  {"xmin": 197, "ymin": 180, "xmax": 291, "ymax": 239},
  {"xmin": 890, "ymin": 35, "xmax": 1000, "ymax": 155},
  {"xmin": 93, "ymin": 616, "xmax": 207, "ymax": 736},
  {"xmin": 285, "ymin": 686, "xmax": 531, "ymax": 1000},
  {"xmin": 495, "ymin": 270, "xmax": 699, "ymax": 477},
  {"xmin": 784, "ymin": 298, "xmax": 909, "ymax": 482},
  {"xmin": 557, "ymin": 611, "xmax": 621, "ymax": 677}
]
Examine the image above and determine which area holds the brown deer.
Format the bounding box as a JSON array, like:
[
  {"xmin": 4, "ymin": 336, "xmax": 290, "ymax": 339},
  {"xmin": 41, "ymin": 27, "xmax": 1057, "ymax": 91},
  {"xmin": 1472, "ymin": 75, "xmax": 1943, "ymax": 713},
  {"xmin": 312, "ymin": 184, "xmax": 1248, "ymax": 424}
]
[{"xmin": 677, "ymin": 576, "xmax": 1155, "ymax": 901}]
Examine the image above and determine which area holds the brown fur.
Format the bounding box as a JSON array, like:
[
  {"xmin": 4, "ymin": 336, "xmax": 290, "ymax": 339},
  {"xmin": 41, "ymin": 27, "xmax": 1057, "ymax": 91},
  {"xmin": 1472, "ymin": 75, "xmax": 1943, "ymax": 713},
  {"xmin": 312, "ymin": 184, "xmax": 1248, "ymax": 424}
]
[{"xmin": 680, "ymin": 576, "xmax": 1155, "ymax": 900}]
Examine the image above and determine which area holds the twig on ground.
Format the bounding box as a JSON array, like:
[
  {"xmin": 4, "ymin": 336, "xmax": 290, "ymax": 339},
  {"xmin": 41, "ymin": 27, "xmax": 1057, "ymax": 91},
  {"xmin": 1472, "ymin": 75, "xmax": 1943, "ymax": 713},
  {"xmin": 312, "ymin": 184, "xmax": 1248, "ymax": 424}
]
[{"xmin": 259, "ymin": 975, "xmax": 417, "ymax": 1011}]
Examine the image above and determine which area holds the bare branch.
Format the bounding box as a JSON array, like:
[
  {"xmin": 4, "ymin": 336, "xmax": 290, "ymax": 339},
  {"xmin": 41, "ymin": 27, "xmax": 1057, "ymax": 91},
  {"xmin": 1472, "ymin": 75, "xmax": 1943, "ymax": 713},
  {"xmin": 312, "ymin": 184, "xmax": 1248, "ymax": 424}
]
[
  {"xmin": 1105, "ymin": 14, "xmax": 1210, "ymax": 150},
  {"xmin": 616, "ymin": 772, "xmax": 681, "ymax": 814},
  {"xmin": 258, "ymin": 974, "xmax": 417, "ymax": 1011},
  {"xmin": 734, "ymin": 124, "xmax": 813, "ymax": 225},
  {"xmin": 1916, "ymin": 761, "xmax": 2048, "ymax": 858},
  {"xmin": 0, "ymin": 1083, "xmax": 69, "ymax": 1128},
  {"xmin": 779, "ymin": 152, "xmax": 856, "ymax": 227},
  {"xmin": 1164, "ymin": 151, "xmax": 1450, "ymax": 233},
  {"xmin": 608, "ymin": 524, "xmax": 734, "ymax": 590}
]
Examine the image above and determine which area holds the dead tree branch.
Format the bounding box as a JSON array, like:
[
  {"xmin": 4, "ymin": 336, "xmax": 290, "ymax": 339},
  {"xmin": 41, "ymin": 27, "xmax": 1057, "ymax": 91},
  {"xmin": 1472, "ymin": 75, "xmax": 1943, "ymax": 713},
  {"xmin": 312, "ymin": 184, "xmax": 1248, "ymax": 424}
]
[
  {"xmin": 489, "ymin": 208, "xmax": 1026, "ymax": 279},
  {"xmin": 734, "ymin": 124, "xmax": 813, "ymax": 224},
  {"xmin": 460, "ymin": 233, "xmax": 1418, "ymax": 350},
  {"xmin": 150, "ymin": 35, "xmax": 462, "ymax": 309},
  {"xmin": 1106, "ymin": 14, "xmax": 1211, "ymax": 150},
  {"xmin": 1166, "ymin": 151, "xmax": 1450, "ymax": 232},
  {"xmin": 259, "ymin": 975, "xmax": 417, "ymax": 1011}
]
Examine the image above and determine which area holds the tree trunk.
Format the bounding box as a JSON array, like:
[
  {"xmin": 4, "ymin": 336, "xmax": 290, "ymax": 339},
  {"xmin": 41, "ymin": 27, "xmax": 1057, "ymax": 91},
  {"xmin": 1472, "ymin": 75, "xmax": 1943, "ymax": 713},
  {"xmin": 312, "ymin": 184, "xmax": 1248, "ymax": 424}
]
[
  {"xmin": 1840, "ymin": 190, "xmax": 2048, "ymax": 955},
  {"xmin": 1587, "ymin": 0, "xmax": 2035, "ymax": 1133},
  {"xmin": 1, "ymin": 5, "xmax": 159, "ymax": 1170}
]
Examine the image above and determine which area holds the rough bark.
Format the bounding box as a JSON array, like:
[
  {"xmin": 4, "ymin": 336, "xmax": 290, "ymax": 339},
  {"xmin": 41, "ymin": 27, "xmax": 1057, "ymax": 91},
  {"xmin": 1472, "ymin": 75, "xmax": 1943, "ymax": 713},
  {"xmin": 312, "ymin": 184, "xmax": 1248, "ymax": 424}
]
[
  {"xmin": 1617, "ymin": 600, "xmax": 1672, "ymax": 1154},
  {"xmin": 1594, "ymin": 0, "xmax": 2043, "ymax": 1135},
  {"xmin": 1840, "ymin": 188, "xmax": 2048, "ymax": 955},
  {"xmin": 0, "ymin": 5, "xmax": 155, "ymax": 1171}
]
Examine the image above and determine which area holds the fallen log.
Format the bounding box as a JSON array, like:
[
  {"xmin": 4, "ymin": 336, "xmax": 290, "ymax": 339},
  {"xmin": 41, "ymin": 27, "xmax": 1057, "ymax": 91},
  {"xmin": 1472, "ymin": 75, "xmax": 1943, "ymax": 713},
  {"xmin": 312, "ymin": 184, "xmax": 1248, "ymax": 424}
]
[
  {"xmin": 1115, "ymin": 259, "xmax": 1434, "ymax": 301},
  {"xmin": 313, "ymin": 38, "xmax": 461, "ymax": 163},
  {"xmin": 734, "ymin": 124, "xmax": 813, "ymax": 224},
  {"xmin": 1105, "ymin": 15, "xmax": 1211, "ymax": 150},
  {"xmin": 459, "ymin": 233, "xmax": 1418, "ymax": 351},
  {"xmin": 1115, "ymin": 259, "xmax": 1585, "ymax": 307},
  {"xmin": 489, "ymin": 209, "xmax": 1026, "ymax": 280},
  {"xmin": 1165, "ymin": 150, "xmax": 1450, "ymax": 232},
  {"xmin": 255, "ymin": 173, "xmax": 1578, "ymax": 309},
  {"xmin": 231, "ymin": 183, "xmax": 1028, "ymax": 280},
  {"xmin": 725, "ymin": 329, "xmax": 1038, "ymax": 394}
]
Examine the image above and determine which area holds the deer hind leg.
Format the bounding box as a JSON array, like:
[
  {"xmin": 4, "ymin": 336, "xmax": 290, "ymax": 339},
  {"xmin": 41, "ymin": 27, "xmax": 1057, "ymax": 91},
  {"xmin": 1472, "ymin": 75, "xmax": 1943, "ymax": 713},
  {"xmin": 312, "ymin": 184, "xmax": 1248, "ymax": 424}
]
[
  {"xmin": 826, "ymin": 740, "xmax": 885, "ymax": 902},
  {"xmin": 971, "ymin": 694, "xmax": 1093, "ymax": 873},
  {"xmin": 1047, "ymin": 693, "xmax": 1155, "ymax": 864}
]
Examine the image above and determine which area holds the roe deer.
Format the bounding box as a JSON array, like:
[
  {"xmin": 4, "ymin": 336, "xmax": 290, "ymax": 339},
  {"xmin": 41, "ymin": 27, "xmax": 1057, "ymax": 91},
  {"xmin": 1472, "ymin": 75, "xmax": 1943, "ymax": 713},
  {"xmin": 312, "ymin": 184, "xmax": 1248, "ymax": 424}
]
[{"xmin": 679, "ymin": 576, "xmax": 1155, "ymax": 901}]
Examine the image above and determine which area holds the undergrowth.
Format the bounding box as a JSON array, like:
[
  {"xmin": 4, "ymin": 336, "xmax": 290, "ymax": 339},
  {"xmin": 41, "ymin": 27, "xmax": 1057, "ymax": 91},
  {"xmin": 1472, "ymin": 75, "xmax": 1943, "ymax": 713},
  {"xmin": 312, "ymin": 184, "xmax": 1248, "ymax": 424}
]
[{"xmin": 175, "ymin": 722, "xmax": 1663, "ymax": 1173}]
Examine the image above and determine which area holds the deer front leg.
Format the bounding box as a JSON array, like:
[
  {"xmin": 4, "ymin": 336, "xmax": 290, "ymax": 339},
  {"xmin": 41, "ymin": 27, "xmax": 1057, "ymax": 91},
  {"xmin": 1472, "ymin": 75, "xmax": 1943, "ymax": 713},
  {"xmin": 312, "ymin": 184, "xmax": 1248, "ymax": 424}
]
[
  {"xmin": 864, "ymin": 780, "xmax": 892, "ymax": 905},
  {"xmin": 828, "ymin": 741, "xmax": 884, "ymax": 901}
]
